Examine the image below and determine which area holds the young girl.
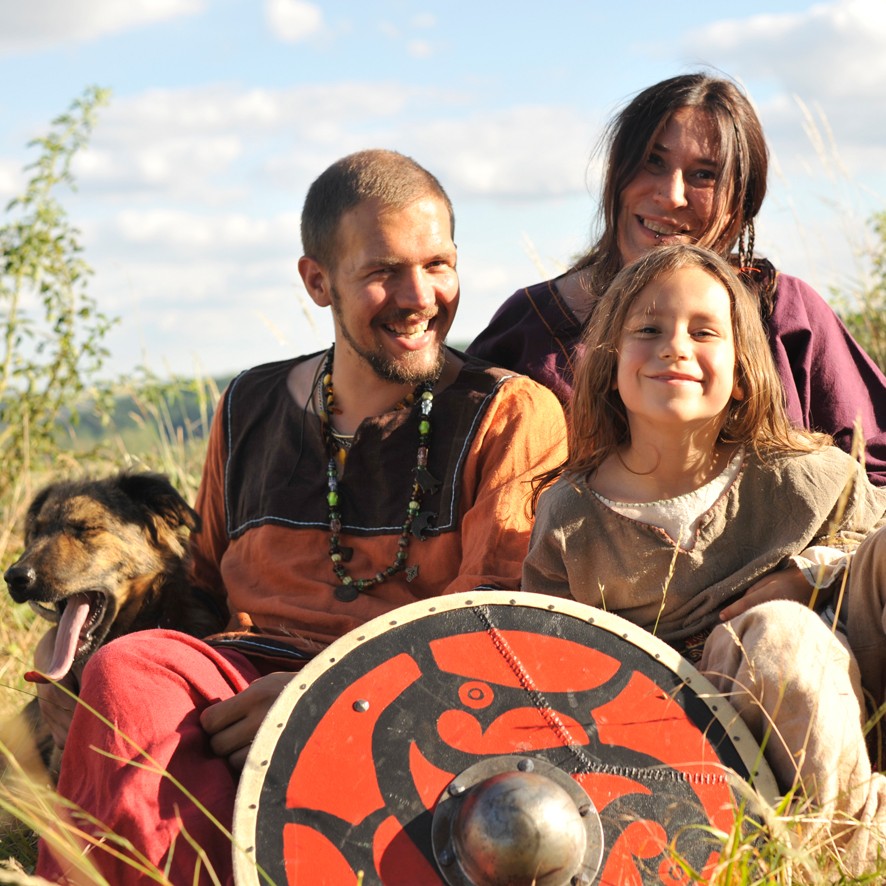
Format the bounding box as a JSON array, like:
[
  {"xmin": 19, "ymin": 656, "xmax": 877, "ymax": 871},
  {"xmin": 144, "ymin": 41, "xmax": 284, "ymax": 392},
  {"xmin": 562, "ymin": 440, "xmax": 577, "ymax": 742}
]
[{"xmin": 523, "ymin": 244, "xmax": 886, "ymax": 874}]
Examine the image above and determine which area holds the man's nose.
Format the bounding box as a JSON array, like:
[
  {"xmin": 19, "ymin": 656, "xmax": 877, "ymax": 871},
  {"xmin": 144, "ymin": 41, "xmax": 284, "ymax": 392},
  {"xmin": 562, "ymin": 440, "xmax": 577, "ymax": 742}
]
[{"xmin": 398, "ymin": 267, "xmax": 437, "ymax": 311}]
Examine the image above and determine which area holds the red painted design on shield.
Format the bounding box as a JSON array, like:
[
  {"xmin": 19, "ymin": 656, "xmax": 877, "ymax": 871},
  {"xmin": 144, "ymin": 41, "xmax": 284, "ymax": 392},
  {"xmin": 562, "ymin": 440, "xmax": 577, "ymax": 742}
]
[
  {"xmin": 576, "ymin": 771, "xmax": 652, "ymax": 806},
  {"xmin": 408, "ymin": 741, "xmax": 455, "ymax": 812},
  {"xmin": 593, "ymin": 670, "xmax": 734, "ymax": 815},
  {"xmin": 429, "ymin": 629, "xmax": 621, "ymax": 689},
  {"xmin": 257, "ymin": 610, "xmax": 757, "ymax": 886},
  {"xmin": 436, "ymin": 706, "xmax": 589, "ymax": 754},
  {"xmin": 598, "ymin": 820, "xmax": 668, "ymax": 886},
  {"xmin": 374, "ymin": 814, "xmax": 441, "ymax": 885},
  {"xmin": 282, "ymin": 823, "xmax": 356, "ymax": 885},
  {"xmin": 458, "ymin": 680, "xmax": 494, "ymax": 709},
  {"xmin": 285, "ymin": 652, "xmax": 421, "ymax": 822}
]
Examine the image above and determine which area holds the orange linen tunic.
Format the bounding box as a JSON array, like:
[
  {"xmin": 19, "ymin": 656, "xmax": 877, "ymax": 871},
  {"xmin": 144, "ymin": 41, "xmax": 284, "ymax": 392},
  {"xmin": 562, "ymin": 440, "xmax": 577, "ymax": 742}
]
[{"xmin": 191, "ymin": 352, "xmax": 568, "ymax": 655}]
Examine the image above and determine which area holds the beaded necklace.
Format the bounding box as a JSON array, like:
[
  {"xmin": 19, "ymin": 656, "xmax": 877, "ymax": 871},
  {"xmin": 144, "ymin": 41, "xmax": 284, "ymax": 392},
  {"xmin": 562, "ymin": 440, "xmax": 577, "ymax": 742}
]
[{"xmin": 318, "ymin": 346, "xmax": 440, "ymax": 603}]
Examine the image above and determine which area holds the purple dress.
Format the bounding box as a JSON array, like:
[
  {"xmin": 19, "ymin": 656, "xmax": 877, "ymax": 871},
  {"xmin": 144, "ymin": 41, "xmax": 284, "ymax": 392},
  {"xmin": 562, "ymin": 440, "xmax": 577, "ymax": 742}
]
[{"xmin": 467, "ymin": 273, "xmax": 886, "ymax": 486}]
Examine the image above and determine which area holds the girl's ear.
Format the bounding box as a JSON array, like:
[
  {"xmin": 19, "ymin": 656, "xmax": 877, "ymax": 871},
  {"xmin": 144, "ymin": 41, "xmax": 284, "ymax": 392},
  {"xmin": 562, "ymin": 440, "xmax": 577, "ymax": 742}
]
[{"xmin": 731, "ymin": 374, "xmax": 745, "ymax": 401}]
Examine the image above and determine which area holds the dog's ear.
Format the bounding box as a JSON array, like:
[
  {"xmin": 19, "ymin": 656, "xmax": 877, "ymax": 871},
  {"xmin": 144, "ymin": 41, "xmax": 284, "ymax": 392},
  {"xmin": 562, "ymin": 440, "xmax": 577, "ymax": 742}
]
[{"xmin": 116, "ymin": 473, "xmax": 201, "ymax": 534}]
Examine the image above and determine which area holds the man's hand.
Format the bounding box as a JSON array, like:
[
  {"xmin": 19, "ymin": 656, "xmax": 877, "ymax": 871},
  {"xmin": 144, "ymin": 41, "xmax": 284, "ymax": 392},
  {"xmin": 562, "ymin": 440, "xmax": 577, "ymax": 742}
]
[
  {"xmin": 32, "ymin": 628, "xmax": 78, "ymax": 750},
  {"xmin": 720, "ymin": 565, "xmax": 821, "ymax": 621},
  {"xmin": 200, "ymin": 672, "xmax": 296, "ymax": 771}
]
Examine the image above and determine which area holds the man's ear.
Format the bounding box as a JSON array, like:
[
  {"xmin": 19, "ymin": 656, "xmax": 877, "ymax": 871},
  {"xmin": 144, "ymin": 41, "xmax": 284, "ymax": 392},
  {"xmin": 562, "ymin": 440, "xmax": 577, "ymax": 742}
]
[{"xmin": 298, "ymin": 256, "xmax": 333, "ymax": 307}]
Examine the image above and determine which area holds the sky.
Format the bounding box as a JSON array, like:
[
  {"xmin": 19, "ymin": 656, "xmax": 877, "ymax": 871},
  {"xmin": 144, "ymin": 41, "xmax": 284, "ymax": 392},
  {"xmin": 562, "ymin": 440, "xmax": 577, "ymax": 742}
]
[{"xmin": 1, "ymin": 0, "xmax": 885, "ymax": 380}]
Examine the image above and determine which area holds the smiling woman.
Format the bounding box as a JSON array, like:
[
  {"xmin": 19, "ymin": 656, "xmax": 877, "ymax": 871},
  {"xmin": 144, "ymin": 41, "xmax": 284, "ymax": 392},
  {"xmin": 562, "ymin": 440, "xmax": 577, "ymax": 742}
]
[
  {"xmin": 467, "ymin": 72, "xmax": 886, "ymax": 487},
  {"xmin": 615, "ymin": 107, "xmax": 721, "ymax": 266}
]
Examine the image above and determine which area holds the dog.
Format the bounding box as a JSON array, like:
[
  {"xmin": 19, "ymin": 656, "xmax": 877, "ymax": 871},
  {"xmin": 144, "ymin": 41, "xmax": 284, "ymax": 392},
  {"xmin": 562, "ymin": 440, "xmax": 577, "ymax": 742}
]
[{"xmin": 3, "ymin": 471, "xmax": 226, "ymax": 775}]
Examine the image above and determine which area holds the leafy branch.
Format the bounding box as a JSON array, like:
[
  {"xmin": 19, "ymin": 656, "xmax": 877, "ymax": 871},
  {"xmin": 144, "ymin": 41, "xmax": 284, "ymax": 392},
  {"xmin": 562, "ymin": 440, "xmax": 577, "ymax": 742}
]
[{"xmin": 0, "ymin": 86, "xmax": 115, "ymax": 497}]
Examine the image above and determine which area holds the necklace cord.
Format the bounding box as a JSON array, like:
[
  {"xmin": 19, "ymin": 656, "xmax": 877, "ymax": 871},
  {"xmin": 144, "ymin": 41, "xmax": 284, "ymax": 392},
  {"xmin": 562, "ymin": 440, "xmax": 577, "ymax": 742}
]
[{"xmin": 319, "ymin": 345, "xmax": 442, "ymax": 602}]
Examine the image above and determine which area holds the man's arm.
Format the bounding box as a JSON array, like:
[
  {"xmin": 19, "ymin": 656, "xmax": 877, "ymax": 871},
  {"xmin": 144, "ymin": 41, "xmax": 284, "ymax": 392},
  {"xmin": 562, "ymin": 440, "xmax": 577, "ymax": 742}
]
[{"xmin": 188, "ymin": 389, "xmax": 233, "ymax": 618}]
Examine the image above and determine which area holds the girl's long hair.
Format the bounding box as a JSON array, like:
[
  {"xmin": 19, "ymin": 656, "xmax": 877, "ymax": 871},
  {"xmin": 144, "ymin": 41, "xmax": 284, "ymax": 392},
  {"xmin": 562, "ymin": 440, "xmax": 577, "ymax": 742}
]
[{"xmin": 533, "ymin": 245, "xmax": 828, "ymax": 509}]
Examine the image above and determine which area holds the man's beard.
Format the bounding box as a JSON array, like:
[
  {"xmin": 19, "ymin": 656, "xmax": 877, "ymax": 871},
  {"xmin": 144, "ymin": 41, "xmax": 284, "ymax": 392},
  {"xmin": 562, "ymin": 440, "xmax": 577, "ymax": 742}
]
[{"xmin": 331, "ymin": 293, "xmax": 447, "ymax": 386}]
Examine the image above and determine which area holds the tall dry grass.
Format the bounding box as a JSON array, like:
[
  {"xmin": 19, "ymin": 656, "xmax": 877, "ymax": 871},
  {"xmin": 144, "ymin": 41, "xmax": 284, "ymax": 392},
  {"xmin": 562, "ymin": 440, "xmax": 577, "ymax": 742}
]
[
  {"xmin": 2, "ymin": 409, "xmax": 886, "ymax": 883},
  {"xmin": 0, "ymin": 373, "xmax": 218, "ymax": 881}
]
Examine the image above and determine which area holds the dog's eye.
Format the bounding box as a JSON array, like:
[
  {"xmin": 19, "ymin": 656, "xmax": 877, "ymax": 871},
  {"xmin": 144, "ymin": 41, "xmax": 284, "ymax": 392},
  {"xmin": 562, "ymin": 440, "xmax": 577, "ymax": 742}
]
[{"xmin": 68, "ymin": 523, "xmax": 98, "ymax": 539}]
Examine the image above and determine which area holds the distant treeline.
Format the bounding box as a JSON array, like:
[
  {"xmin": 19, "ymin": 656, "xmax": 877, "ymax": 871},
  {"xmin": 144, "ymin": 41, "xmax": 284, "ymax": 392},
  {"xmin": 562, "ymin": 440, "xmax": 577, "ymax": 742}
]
[{"xmin": 59, "ymin": 375, "xmax": 234, "ymax": 453}]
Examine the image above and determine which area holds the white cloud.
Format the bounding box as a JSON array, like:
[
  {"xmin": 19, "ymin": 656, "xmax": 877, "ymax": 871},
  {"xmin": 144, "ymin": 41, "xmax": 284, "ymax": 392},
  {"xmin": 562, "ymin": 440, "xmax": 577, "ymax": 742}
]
[
  {"xmin": 107, "ymin": 209, "xmax": 301, "ymax": 261},
  {"xmin": 378, "ymin": 22, "xmax": 400, "ymax": 39},
  {"xmin": 408, "ymin": 106, "xmax": 599, "ymax": 199},
  {"xmin": 685, "ymin": 0, "xmax": 886, "ymax": 119},
  {"xmin": 53, "ymin": 81, "xmax": 600, "ymax": 378},
  {"xmin": 97, "ymin": 83, "xmax": 418, "ymax": 137},
  {"xmin": 674, "ymin": 0, "xmax": 886, "ymax": 254},
  {"xmin": 408, "ymin": 40, "xmax": 433, "ymax": 59},
  {"xmin": 265, "ymin": 0, "xmax": 322, "ymax": 43},
  {"xmin": 0, "ymin": 158, "xmax": 20, "ymax": 199},
  {"xmin": 691, "ymin": 0, "xmax": 886, "ymax": 92},
  {"xmin": 69, "ymin": 83, "xmax": 447, "ymax": 200},
  {"xmin": 257, "ymin": 101, "xmax": 597, "ymax": 204},
  {"xmin": 0, "ymin": 0, "xmax": 204, "ymax": 54},
  {"xmin": 92, "ymin": 251, "xmax": 332, "ymax": 378},
  {"xmin": 55, "ymin": 81, "xmax": 600, "ymax": 218},
  {"xmin": 75, "ymin": 136, "xmax": 243, "ymax": 199}
]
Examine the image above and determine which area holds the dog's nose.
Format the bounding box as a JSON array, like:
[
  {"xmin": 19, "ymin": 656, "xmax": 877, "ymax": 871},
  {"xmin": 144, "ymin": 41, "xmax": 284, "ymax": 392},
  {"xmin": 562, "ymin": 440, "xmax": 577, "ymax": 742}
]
[{"xmin": 4, "ymin": 563, "xmax": 37, "ymax": 601}]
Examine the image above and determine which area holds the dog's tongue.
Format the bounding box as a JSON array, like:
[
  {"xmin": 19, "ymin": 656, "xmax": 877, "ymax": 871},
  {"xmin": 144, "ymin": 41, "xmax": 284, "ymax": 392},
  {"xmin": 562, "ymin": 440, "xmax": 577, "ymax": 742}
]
[{"xmin": 43, "ymin": 594, "xmax": 91, "ymax": 681}]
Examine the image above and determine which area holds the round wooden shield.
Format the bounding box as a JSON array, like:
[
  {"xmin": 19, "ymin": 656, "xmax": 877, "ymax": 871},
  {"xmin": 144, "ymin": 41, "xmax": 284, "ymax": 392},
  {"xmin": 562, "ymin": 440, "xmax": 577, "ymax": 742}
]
[{"xmin": 233, "ymin": 592, "xmax": 777, "ymax": 886}]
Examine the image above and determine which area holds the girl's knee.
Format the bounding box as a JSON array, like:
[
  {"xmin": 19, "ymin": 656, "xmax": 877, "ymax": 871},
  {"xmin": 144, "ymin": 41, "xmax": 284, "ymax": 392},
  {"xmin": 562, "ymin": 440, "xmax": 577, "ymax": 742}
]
[
  {"xmin": 702, "ymin": 600, "xmax": 852, "ymax": 687},
  {"xmin": 709, "ymin": 599, "xmax": 824, "ymax": 654}
]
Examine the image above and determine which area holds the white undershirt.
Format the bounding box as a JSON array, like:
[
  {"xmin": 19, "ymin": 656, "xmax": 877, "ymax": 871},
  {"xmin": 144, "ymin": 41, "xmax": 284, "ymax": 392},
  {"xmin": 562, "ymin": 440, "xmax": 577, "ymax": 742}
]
[{"xmin": 593, "ymin": 448, "xmax": 743, "ymax": 550}]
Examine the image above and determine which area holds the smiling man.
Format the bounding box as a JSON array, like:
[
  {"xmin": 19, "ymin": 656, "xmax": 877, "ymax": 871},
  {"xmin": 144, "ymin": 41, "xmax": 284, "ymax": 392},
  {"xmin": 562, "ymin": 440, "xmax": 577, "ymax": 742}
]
[{"xmin": 36, "ymin": 149, "xmax": 567, "ymax": 885}]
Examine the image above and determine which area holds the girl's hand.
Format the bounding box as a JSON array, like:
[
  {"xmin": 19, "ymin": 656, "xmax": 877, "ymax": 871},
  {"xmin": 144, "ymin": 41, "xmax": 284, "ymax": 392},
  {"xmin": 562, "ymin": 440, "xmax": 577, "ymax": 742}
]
[
  {"xmin": 33, "ymin": 628, "xmax": 78, "ymax": 750},
  {"xmin": 200, "ymin": 672, "xmax": 296, "ymax": 771},
  {"xmin": 720, "ymin": 565, "xmax": 816, "ymax": 621}
]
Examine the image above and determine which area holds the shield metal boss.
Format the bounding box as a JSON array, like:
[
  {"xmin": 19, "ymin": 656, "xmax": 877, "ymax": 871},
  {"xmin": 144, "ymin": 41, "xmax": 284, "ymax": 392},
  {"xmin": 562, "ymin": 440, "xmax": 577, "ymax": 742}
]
[{"xmin": 233, "ymin": 591, "xmax": 777, "ymax": 885}]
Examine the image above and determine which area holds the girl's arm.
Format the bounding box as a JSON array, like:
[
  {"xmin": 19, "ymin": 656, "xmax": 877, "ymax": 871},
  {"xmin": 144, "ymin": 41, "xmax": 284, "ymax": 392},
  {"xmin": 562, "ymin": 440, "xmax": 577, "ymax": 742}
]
[
  {"xmin": 721, "ymin": 452, "xmax": 885, "ymax": 620},
  {"xmin": 719, "ymin": 563, "xmax": 828, "ymax": 620}
]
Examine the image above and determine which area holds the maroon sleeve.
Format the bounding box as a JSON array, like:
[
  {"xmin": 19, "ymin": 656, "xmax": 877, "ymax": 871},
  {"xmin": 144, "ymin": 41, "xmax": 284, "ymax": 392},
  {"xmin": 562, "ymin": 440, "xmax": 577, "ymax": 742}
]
[
  {"xmin": 767, "ymin": 274, "xmax": 886, "ymax": 486},
  {"xmin": 466, "ymin": 281, "xmax": 583, "ymax": 404}
]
